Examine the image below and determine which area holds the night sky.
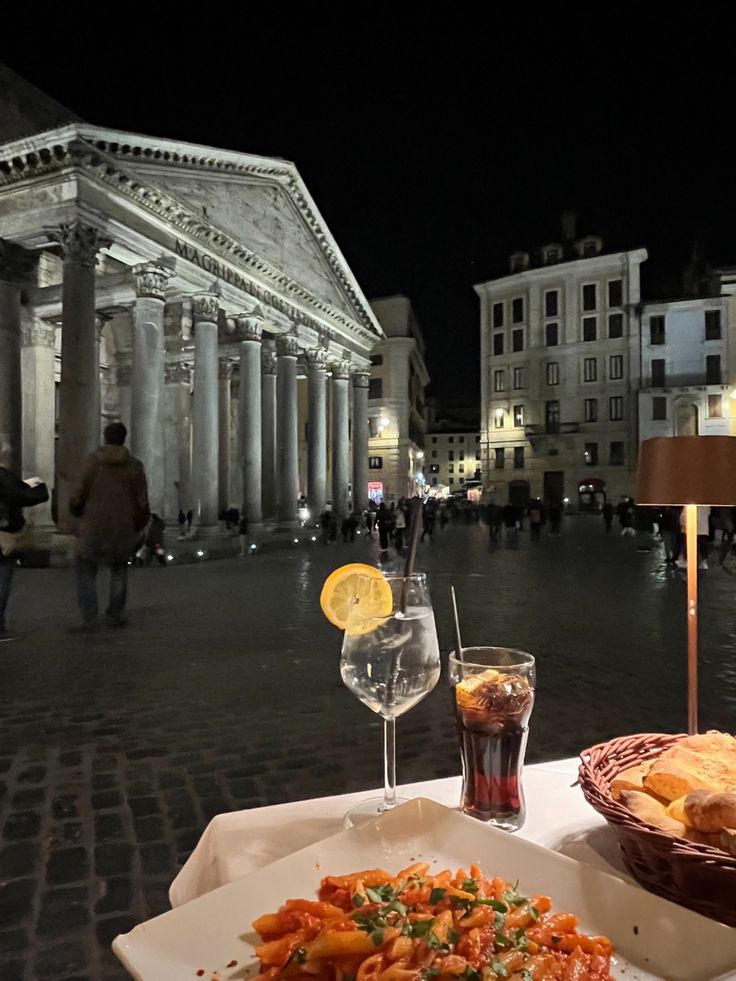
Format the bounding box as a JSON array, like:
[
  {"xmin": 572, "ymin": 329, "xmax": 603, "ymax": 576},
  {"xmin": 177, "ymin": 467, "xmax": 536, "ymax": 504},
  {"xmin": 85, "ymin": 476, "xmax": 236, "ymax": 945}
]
[{"xmin": 3, "ymin": 19, "xmax": 733, "ymax": 410}]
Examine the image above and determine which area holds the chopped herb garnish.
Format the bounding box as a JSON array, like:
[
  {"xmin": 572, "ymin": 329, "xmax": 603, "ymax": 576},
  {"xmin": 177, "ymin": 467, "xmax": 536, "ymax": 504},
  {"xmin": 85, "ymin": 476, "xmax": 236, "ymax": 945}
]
[
  {"xmin": 386, "ymin": 899, "xmax": 407, "ymax": 916},
  {"xmin": 289, "ymin": 948, "xmax": 307, "ymax": 964},
  {"xmin": 461, "ymin": 968, "xmax": 481, "ymax": 981},
  {"xmin": 447, "ymin": 927, "xmax": 460, "ymax": 945},
  {"xmin": 502, "ymin": 884, "xmax": 527, "ymax": 907},
  {"xmin": 519, "ymin": 972, "xmax": 534, "ymax": 981},
  {"xmin": 421, "ymin": 970, "xmax": 439, "ymax": 981},
  {"xmin": 370, "ymin": 928, "xmax": 385, "ymax": 947},
  {"xmin": 529, "ymin": 905, "xmax": 540, "ymax": 923},
  {"xmin": 429, "ymin": 887, "xmax": 447, "ymax": 904},
  {"xmin": 512, "ymin": 928, "xmax": 529, "ymax": 950},
  {"xmin": 493, "ymin": 910, "xmax": 506, "ymax": 930},
  {"xmin": 410, "ymin": 919, "xmax": 436, "ymax": 938},
  {"xmin": 461, "ymin": 878, "xmax": 479, "ymax": 894},
  {"xmin": 494, "ymin": 931, "xmax": 512, "ymax": 949},
  {"xmin": 352, "ymin": 893, "xmax": 365, "ymax": 908},
  {"xmin": 490, "ymin": 962, "xmax": 508, "ymax": 978},
  {"xmin": 426, "ymin": 929, "xmax": 442, "ymax": 950},
  {"xmin": 475, "ymin": 898, "xmax": 508, "ymax": 913}
]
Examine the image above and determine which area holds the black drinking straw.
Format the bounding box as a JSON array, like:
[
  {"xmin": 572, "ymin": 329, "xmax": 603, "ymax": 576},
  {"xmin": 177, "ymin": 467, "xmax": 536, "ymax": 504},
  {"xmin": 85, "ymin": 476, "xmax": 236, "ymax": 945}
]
[
  {"xmin": 450, "ymin": 585, "xmax": 464, "ymax": 662},
  {"xmin": 400, "ymin": 498, "xmax": 424, "ymax": 612}
]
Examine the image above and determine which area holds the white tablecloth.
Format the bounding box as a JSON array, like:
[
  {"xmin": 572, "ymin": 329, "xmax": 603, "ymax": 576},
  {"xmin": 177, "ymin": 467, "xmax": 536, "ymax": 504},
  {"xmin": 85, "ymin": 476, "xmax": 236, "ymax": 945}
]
[{"xmin": 170, "ymin": 758, "xmax": 629, "ymax": 909}]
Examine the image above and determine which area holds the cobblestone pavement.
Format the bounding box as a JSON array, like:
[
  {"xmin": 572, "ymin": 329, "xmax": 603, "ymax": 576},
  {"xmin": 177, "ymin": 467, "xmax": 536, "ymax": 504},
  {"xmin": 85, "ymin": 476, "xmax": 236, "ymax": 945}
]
[{"xmin": 1, "ymin": 516, "xmax": 736, "ymax": 980}]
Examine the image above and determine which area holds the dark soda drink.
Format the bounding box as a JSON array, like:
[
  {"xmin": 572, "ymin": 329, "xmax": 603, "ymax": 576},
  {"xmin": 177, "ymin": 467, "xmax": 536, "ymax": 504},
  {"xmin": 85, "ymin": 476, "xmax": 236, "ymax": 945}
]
[{"xmin": 453, "ymin": 667, "xmax": 534, "ymax": 829}]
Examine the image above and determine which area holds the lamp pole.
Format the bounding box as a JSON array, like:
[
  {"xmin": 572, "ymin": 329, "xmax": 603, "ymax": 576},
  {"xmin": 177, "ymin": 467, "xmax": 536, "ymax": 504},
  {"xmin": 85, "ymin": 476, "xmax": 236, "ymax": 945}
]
[{"xmin": 685, "ymin": 503, "xmax": 698, "ymax": 735}]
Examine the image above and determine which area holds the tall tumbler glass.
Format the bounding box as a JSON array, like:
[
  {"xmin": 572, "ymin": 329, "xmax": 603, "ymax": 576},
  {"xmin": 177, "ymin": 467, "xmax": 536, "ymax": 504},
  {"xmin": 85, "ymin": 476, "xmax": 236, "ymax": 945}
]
[{"xmin": 448, "ymin": 647, "xmax": 535, "ymax": 830}]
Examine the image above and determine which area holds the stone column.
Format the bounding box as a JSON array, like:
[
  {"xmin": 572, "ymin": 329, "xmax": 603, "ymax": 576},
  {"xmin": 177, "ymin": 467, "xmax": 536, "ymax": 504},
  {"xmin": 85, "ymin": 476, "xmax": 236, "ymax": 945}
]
[
  {"xmin": 237, "ymin": 315, "xmax": 263, "ymax": 525},
  {"xmin": 20, "ymin": 320, "xmax": 56, "ymax": 525},
  {"xmin": 276, "ymin": 334, "xmax": 300, "ymax": 523},
  {"xmin": 164, "ymin": 362, "xmax": 192, "ymax": 521},
  {"xmin": 331, "ymin": 359, "xmax": 351, "ymax": 519},
  {"xmin": 0, "ymin": 279, "xmax": 22, "ymax": 475},
  {"xmin": 50, "ymin": 222, "xmax": 110, "ymax": 532},
  {"xmin": 351, "ymin": 371, "xmax": 370, "ymax": 511},
  {"xmin": 191, "ymin": 290, "xmax": 220, "ymax": 528},
  {"xmin": 305, "ymin": 348, "xmax": 328, "ymax": 517},
  {"xmin": 131, "ymin": 262, "xmax": 171, "ymax": 517},
  {"xmin": 218, "ymin": 360, "xmax": 233, "ymax": 511},
  {"xmin": 261, "ymin": 348, "xmax": 277, "ymax": 521}
]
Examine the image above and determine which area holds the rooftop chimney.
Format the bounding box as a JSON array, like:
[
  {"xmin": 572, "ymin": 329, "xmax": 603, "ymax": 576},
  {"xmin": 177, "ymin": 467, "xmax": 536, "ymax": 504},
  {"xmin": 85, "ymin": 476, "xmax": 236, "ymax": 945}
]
[{"xmin": 561, "ymin": 210, "xmax": 577, "ymax": 242}]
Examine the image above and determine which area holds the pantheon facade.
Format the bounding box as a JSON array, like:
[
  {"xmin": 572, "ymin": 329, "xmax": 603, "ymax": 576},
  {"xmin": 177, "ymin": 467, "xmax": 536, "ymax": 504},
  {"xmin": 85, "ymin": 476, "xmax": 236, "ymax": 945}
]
[{"xmin": 0, "ymin": 89, "xmax": 381, "ymax": 536}]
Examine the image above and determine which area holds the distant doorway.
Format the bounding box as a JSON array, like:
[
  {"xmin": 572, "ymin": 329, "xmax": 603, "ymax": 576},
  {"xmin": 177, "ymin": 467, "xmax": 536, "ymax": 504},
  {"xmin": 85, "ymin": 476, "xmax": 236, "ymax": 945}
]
[
  {"xmin": 508, "ymin": 480, "xmax": 530, "ymax": 509},
  {"xmin": 675, "ymin": 401, "xmax": 699, "ymax": 436},
  {"xmin": 544, "ymin": 471, "xmax": 564, "ymax": 506}
]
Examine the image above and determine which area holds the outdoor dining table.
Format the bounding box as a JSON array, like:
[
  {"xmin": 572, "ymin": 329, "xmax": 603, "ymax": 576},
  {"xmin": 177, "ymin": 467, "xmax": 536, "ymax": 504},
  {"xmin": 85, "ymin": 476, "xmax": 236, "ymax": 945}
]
[{"xmin": 169, "ymin": 757, "xmax": 628, "ymax": 909}]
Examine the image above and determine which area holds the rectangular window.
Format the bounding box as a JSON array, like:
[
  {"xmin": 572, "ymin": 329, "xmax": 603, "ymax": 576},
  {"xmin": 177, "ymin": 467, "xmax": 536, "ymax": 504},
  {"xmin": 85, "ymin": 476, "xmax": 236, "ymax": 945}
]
[
  {"xmin": 368, "ymin": 378, "xmax": 383, "ymax": 399},
  {"xmin": 368, "ymin": 456, "xmax": 383, "ymax": 469},
  {"xmin": 608, "ymin": 280, "xmax": 623, "ymax": 308},
  {"xmin": 582, "ymin": 283, "xmax": 597, "ymax": 311},
  {"xmin": 545, "ymin": 290, "xmax": 559, "ymax": 317},
  {"xmin": 459, "ymin": 465, "xmax": 465, "ymax": 473},
  {"xmin": 708, "ymin": 394, "xmax": 723, "ymax": 418},
  {"xmin": 610, "ymin": 441, "xmax": 624, "ymax": 466},
  {"xmin": 583, "ymin": 316, "xmax": 597, "ymax": 341},
  {"xmin": 652, "ymin": 396, "xmax": 667, "ymax": 420},
  {"xmin": 705, "ymin": 309, "xmax": 722, "ymax": 340},
  {"xmin": 545, "ymin": 400, "xmax": 560, "ymax": 433},
  {"xmin": 609, "ymin": 396, "xmax": 624, "ymax": 421},
  {"xmin": 448, "ymin": 436, "xmax": 454, "ymax": 443},
  {"xmin": 583, "ymin": 357, "xmax": 597, "ymax": 382},
  {"xmin": 545, "ymin": 322, "xmax": 559, "ymax": 346},
  {"xmin": 513, "ymin": 404, "xmax": 524, "ymax": 427},
  {"xmin": 512, "ymin": 328, "xmax": 524, "ymax": 352},
  {"xmin": 584, "ymin": 398, "xmax": 598, "ymax": 422},
  {"xmin": 584, "ymin": 442, "xmax": 598, "ymax": 466},
  {"xmin": 448, "ymin": 464, "xmax": 454, "ymax": 474},
  {"xmin": 609, "ymin": 355, "xmax": 623, "ymax": 380},
  {"xmin": 432, "ymin": 436, "xmax": 437, "ymax": 443},
  {"xmin": 495, "ymin": 448, "xmax": 505, "ymax": 469},
  {"xmin": 546, "ymin": 362, "xmax": 559, "ymax": 385},
  {"xmin": 493, "ymin": 333, "xmax": 504, "ymax": 356},
  {"xmin": 512, "ymin": 297, "xmax": 524, "ymax": 323},
  {"xmin": 706, "ymin": 354, "xmax": 721, "ymax": 384},
  {"xmin": 492, "ymin": 302, "xmax": 504, "ymax": 328},
  {"xmin": 608, "ymin": 313, "xmax": 623, "ymax": 339},
  {"xmin": 651, "ymin": 358, "xmax": 666, "ymax": 387},
  {"xmin": 431, "ymin": 450, "xmax": 437, "ymax": 458},
  {"xmin": 475, "ymin": 449, "xmax": 481, "ymax": 460},
  {"xmin": 449, "ymin": 477, "xmax": 455, "ymax": 485},
  {"xmin": 513, "ymin": 366, "xmax": 524, "ymax": 389},
  {"xmin": 650, "ymin": 315, "xmax": 665, "ymax": 345},
  {"xmin": 459, "ymin": 452, "xmax": 464, "ymax": 461},
  {"xmin": 514, "ymin": 446, "xmax": 524, "ymax": 469},
  {"xmin": 494, "ymin": 413, "xmax": 504, "ymax": 429},
  {"xmin": 448, "ymin": 450, "xmax": 454, "ymax": 461},
  {"xmin": 475, "ymin": 434, "xmax": 480, "ymax": 442},
  {"xmin": 459, "ymin": 436, "xmax": 465, "ymax": 443},
  {"xmin": 369, "ymin": 353, "xmax": 383, "ymax": 366},
  {"xmin": 493, "ymin": 369, "xmax": 506, "ymax": 392}
]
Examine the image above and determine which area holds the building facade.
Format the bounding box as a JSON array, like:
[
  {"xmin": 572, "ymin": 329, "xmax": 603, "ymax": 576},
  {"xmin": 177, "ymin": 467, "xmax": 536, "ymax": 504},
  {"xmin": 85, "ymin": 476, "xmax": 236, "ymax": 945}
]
[
  {"xmin": 423, "ymin": 406, "xmax": 481, "ymax": 494},
  {"xmin": 638, "ymin": 294, "xmax": 734, "ymax": 442},
  {"xmin": 0, "ymin": 66, "xmax": 381, "ymax": 538},
  {"xmin": 365, "ymin": 296, "xmax": 429, "ymax": 503},
  {"xmin": 475, "ymin": 228, "xmax": 647, "ymax": 508}
]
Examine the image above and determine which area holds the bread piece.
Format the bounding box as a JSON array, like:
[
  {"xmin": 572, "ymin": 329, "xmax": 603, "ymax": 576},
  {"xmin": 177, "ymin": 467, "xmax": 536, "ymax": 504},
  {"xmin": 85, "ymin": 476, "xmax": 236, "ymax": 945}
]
[
  {"xmin": 611, "ymin": 763, "xmax": 651, "ymax": 801},
  {"xmin": 684, "ymin": 790, "xmax": 736, "ymax": 833},
  {"xmin": 644, "ymin": 750, "xmax": 713, "ymax": 801},
  {"xmin": 666, "ymin": 796, "xmax": 688, "ymax": 825},
  {"xmin": 645, "ymin": 732, "xmax": 736, "ymax": 801},
  {"xmin": 619, "ymin": 790, "xmax": 687, "ymax": 837}
]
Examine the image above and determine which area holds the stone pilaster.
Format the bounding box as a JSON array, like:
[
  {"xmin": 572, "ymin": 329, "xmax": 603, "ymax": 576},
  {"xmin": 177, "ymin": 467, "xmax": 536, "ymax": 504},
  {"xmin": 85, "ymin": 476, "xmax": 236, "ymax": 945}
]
[
  {"xmin": 191, "ymin": 290, "xmax": 220, "ymax": 528},
  {"xmin": 164, "ymin": 361, "xmax": 192, "ymax": 520},
  {"xmin": 305, "ymin": 348, "xmax": 328, "ymax": 517},
  {"xmin": 20, "ymin": 319, "xmax": 56, "ymax": 524},
  {"xmin": 130, "ymin": 262, "xmax": 172, "ymax": 517},
  {"xmin": 237, "ymin": 315, "xmax": 264, "ymax": 525},
  {"xmin": 331, "ymin": 359, "xmax": 351, "ymax": 519},
  {"xmin": 48, "ymin": 222, "xmax": 111, "ymax": 532},
  {"xmin": 275, "ymin": 334, "xmax": 300, "ymax": 523},
  {"xmin": 351, "ymin": 371, "xmax": 370, "ymax": 510},
  {"xmin": 261, "ymin": 348, "xmax": 278, "ymax": 521},
  {"xmin": 218, "ymin": 360, "xmax": 233, "ymax": 511}
]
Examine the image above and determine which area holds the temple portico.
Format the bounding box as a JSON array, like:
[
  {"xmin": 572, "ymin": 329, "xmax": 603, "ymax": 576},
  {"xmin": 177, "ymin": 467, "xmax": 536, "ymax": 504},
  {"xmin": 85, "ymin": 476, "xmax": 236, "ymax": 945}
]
[{"xmin": 0, "ymin": 123, "xmax": 381, "ymax": 536}]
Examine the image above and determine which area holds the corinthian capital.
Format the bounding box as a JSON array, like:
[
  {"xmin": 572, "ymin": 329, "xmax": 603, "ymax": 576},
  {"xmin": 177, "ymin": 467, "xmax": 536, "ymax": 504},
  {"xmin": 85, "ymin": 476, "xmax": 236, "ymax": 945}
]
[
  {"xmin": 134, "ymin": 261, "xmax": 172, "ymax": 301},
  {"xmin": 305, "ymin": 348, "xmax": 328, "ymax": 371},
  {"xmin": 236, "ymin": 314, "xmax": 263, "ymax": 343},
  {"xmin": 261, "ymin": 349, "xmax": 278, "ymax": 375},
  {"xmin": 20, "ymin": 321, "xmax": 57, "ymax": 348},
  {"xmin": 276, "ymin": 334, "xmax": 300, "ymax": 358},
  {"xmin": 47, "ymin": 222, "xmax": 111, "ymax": 268},
  {"xmin": 351, "ymin": 371, "xmax": 370, "ymax": 389},
  {"xmin": 191, "ymin": 290, "xmax": 220, "ymax": 324},
  {"xmin": 330, "ymin": 359, "xmax": 352, "ymax": 381}
]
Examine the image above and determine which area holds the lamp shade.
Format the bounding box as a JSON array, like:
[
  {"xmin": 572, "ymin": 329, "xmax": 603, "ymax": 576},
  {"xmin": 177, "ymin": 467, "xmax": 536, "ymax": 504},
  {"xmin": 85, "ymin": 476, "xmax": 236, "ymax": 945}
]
[{"xmin": 636, "ymin": 436, "xmax": 736, "ymax": 505}]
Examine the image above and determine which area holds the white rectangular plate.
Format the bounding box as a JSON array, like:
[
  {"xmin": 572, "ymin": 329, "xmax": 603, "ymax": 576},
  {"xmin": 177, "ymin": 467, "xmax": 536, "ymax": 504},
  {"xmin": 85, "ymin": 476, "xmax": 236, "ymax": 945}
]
[{"xmin": 113, "ymin": 798, "xmax": 736, "ymax": 981}]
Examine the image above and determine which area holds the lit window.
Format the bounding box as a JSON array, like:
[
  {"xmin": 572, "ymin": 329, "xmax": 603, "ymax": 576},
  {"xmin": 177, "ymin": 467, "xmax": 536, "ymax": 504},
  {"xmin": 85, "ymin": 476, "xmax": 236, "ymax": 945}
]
[
  {"xmin": 584, "ymin": 398, "xmax": 598, "ymax": 422},
  {"xmin": 609, "ymin": 396, "xmax": 624, "ymax": 421},
  {"xmin": 494, "ymin": 369, "xmax": 506, "ymax": 392},
  {"xmin": 583, "ymin": 357, "xmax": 597, "ymax": 382},
  {"xmin": 494, "ymin": 413, "xmax": 504, "ymax": 429},
  {"xmin": 546, "ymin": 362, "xmax": 559, "ymax": 386},
  {"xmin": 708, "ymin": 394, "xmax": 723, "ymax": 418},
  {"xmin": 513, "ymin": 405, "xmax": 524, "ymax": 427},
  {"xmin": 513, "ymin": 366, "xmax": 524, "ymax": 389},
  {"xmin": 584, "ymin": 442, "xmax": 598, "ymax": 466}
]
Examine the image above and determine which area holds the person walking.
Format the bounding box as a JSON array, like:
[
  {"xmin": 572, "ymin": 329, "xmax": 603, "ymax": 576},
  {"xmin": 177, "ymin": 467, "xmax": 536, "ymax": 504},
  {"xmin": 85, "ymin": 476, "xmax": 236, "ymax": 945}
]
[
  {"xmin": 393, "ymin": 503, "xmax": 407, "ymax": 550},
  {"xmin": 238, "ymin": 513, "xmax": 250, "ymax": 556},
  {"xmin": 145, "ymin": 513, "xmax": 166, "ymax": 566},
  {"xmin": 0, "ymin": 441, "xmax": 50, "ymax": 641},
  {"xmin": 528, "ymin": 501, "xmax": 544, "ymax": 542},
  {"xmin": 548, "ymin": 501, "xmax": 562, "ymax": 536},
  {"xmin": 376, "ymin": 501, "xmax": 391, "ymax": 552},
  {"xmin": 69, "ymin": 422, "xmax": 150, "ymax": 631},
  {"xmin": 602, "ymin": 500, "xmax": 614, "ymax": 533}
]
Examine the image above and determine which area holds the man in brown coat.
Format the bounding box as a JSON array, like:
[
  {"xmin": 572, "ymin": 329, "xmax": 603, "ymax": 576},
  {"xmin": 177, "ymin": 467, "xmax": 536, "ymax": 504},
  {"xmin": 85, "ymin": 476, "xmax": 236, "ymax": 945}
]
[{"xmin": 69, "ymin": 422, "xmax": 150, "ymax": 630}]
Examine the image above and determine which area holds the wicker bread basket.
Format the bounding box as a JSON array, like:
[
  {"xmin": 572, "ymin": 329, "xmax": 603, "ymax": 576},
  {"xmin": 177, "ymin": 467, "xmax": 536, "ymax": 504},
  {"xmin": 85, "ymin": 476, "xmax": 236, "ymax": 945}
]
[{"xmin": 579, "ymin": 732, "xmax": 736, "ymax": 926}]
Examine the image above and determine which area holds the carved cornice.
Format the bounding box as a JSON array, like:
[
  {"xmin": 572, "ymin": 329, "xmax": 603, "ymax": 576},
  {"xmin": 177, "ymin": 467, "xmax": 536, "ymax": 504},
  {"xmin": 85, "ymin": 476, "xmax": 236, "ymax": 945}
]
[
  {"xmin": 116, "ymin": 364, "xmax": 132, "ymax": 385},
  {"xmin": 305, "ymin": 348, "xmax": 328, "ymax": 371},
  {"xmin": 165, "ymin": 361, "xmax": 192, "ymax": 384},
  {"xmin": 235, "ymin": 314, "xmax": 263, "ymax": 343},
  {"xmin": 21, "ymin": 321, "xmax": 56, "ymax": 348},
  {"xmin": 351, "ymin": 371, "xmax": 370, "ymax": 389},
  {"xmin": 330, "ymin": 359, "xmax": 352, "ymax": 381},
  {"xmin": 134, "ymin": 261, "xmax": 172, "ymax": 301},
  {"xmin": 46, "ymin": 222, "xmax": 111, "ymax": 268},
  {"xmin": 0, "ymin": 130, "xmax": 380, "ymax": 343},
  {"xmin": 276, "ymin": 334, "xmax": 300, "ymax": 358},
  {"xmin": 261, "ymin": 349, "xmax": 278, "ymax": 375},
  {"xmin": 219, "ymin": 360, "xmax": 233, "ymax": 381},
  {"xmin": 191, "ymin": 290, "xmax": 219, "ymax": 324}
]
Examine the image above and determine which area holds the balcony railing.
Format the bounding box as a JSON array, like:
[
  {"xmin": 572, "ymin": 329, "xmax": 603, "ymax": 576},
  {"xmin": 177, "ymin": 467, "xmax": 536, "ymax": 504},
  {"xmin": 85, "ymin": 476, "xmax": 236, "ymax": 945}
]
[{"xmin": 524, "ymin": 422, "xmax": 580, "ymax": 437}]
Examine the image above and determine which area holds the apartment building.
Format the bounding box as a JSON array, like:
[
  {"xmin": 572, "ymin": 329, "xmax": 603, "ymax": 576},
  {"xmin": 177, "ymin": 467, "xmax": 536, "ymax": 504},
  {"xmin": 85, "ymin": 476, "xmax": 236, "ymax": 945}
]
[{"xmin": 475, "ymin": 218, "xmax": 647, "ymax": 508}]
